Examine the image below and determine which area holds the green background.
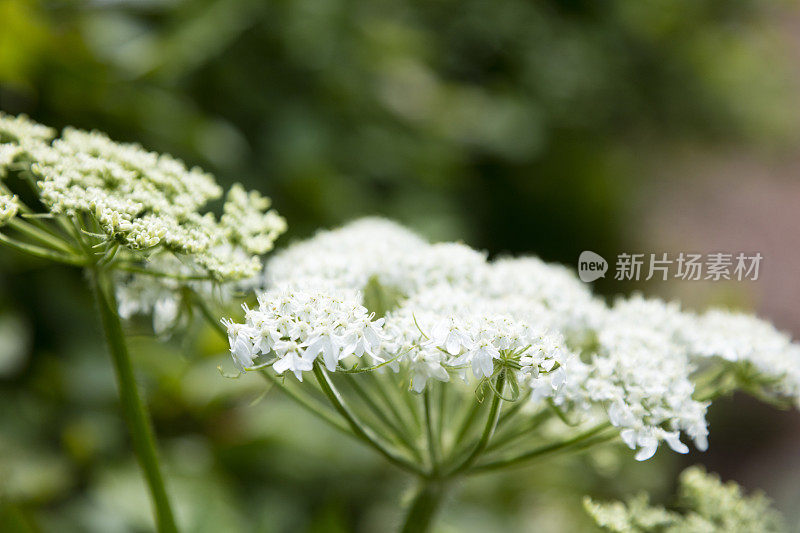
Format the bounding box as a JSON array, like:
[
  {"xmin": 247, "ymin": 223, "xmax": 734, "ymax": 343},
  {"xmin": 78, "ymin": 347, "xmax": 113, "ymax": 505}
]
[{"xmin": 1, "ymin": 0, "xmax": 799, "ymax": 531}]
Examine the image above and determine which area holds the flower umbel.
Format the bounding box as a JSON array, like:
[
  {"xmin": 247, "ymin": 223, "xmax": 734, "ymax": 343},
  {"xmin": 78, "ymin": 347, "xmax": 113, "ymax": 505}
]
[
  {"xmin": 224, "ymin": 218, "xmax": 800, "ymax": 479},
  {"xmin": 0, "ymin": 112, "xmax": 287, "ymax": 333},
  {"xmin": 224, "ymin": 286, "xmax": 386, "ymax": 378}
]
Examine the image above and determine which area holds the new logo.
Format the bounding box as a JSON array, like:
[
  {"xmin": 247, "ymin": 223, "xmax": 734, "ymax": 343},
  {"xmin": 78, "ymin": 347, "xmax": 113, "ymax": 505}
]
[{"xmin": 578, "ymin": 251, "xmax": 607, "ymax": 282}]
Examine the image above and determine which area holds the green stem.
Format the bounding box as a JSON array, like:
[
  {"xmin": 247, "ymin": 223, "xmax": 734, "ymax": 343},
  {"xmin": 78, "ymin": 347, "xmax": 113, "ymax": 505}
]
[
  {"xmin": 424, "ymin": 388, "xmax": 440, "ymax": 474},
  {"xmin": 191, "ymin": 291, "xmax": 228, "ymax": 337},
  {"xmin": 445, "ymin": 371, "xmax": 506, "ymax": 476},
  {"xmin": 402, "ymin": 379, "xmax": 423, "ymax": 431},
  {"xmin": 118, "ymin": 263, "xmax": 212, "ymax": 281},
  {"xmin": 400, "ymin": 479, "xmax": 448, "ymax": 533},
  {"xmin": 692, "ymin": 363, "xmax": 731, "ymax": 402},
  {"xmin": 90, "ymin": 269, "xmax": 178, "ymax": 533},
  {"xmin": 0, "ymin": 231, "xmax": 85, "ymax": 265},
  {"xmin": 452, "ymin": 395, "xmax": 486, "ymax": 446},
  {"xmin": 471, "ymin": 422, "xmax": 614, "ymax": 474},
  {"xmin": 437, "ymin": 383, "xmax": 448, "ymax": 454},
  {"xmin": 487, "ymin": 409, "xmax": 552, "ymax": 452},
  {"xmin": 312, "ymin": 363, "xmax": 425, "ymax": 475},
  {"xmin": 346, "ymin": 375, "xmax": 423, "ymax": 461},
  {"xmin": 258, "ymin": 371, "xmax": 350, "ymax": 434},
  {"xmin": 496, "ymin": 389, "xmax": 531, "ymax": 426},
  {"xmin": 8, "ymin": 218, "xmax": 77, "ymax": 255},
  {"xmin": 366, "ymin": 372, "xmax": 418, "ymax": 443}
]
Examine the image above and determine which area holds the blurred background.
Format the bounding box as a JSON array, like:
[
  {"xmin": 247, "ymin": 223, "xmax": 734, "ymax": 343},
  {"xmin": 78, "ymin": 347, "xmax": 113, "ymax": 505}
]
[{"xmin": 1, "ymin": 0, "xmax": 799, "ymax": 531}]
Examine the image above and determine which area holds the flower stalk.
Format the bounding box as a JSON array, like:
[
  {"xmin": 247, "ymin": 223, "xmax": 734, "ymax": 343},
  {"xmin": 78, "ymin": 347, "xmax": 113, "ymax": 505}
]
[
  {"xmin": 400, "ymin": 479, "xmax": 448, "ymax": 533},
  {"xmin": 312, "ymin": 363, "xmax": 426, "ymax": 476},
  {"xmin": 90, "ymin": 267, "xmax": 178, "ymax": 533},
  {"xmin": 445, "ymin": 371, "xmax": 506, "ymax": 476}
]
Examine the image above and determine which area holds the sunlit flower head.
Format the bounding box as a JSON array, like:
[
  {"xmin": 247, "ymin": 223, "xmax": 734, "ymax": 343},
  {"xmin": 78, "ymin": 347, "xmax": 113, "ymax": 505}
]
[{"xmin": 1, "ymin": 114, "xmax": 286, "ymax": 281}]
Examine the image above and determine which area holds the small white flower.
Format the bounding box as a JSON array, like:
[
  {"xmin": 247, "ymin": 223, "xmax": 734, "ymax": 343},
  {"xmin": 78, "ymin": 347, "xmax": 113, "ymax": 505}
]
[
  {"xmin": 223, "ymin": 285, "xmax": 388, "ymax": 380},
  {"xmin": 431, "ymin": 318, "xmax": 474, "ymax": 355},
  {"xmin": 223, "ymin": 320, "xmax": 260, "ymax": 371},
  {"xmin": 272, "ymin": 340, "xmax": 315, "ymax": 381},
  {"xmin": 410, "ymin": 360, "xmax": 450, "ymax": 393},
  {"xmin": 461, "ymin": 341, "xmax": 500, "ymax": 379}
]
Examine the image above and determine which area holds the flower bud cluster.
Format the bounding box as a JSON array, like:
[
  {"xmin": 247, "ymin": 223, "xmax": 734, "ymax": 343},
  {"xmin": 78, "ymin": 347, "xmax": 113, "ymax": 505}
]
[
  {"xmin": 1, "ymin": 114, "xmax": 286, "ymax": 281},
  {"xmin": 584, "ymin": 466, "xmax": 786, "ymax": 532},
  {"xmin": 1, "ymin": 113, "xmax": 55, "ymax": 178},
  {"xmin": 0, "ymin": 112, "xmax": 55, "ymax": 148},
  {"xmin": 0, "ymin": 194, "xmax": 19, "ymax": 226},
  {"xmin": 221, "ymin": 184, "xmax": 288, "ymax": 255}
]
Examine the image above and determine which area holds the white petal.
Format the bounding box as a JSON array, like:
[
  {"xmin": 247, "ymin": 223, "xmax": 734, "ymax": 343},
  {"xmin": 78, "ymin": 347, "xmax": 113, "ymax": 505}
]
[
  {"xmin": 664, "ymin": 433, "xmax": 689, "ymax": 454},
  {"xmin": 620, "ymin": 429, "xmax": 637, "ymax": 450}
]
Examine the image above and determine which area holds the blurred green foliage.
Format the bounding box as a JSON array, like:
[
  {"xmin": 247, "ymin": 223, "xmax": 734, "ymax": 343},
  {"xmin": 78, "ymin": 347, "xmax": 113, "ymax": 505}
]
[
  {"xmin": 1, "ymin": 0, "xmax": 799, "ymax": 531},
  {"xmin": 1, "ymin": 0, "xmax": 797, "ymax": 260}
]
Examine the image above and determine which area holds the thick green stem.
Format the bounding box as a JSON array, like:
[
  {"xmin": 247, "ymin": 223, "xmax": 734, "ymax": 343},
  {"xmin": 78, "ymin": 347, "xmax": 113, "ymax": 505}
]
[
  {"xmin": 400, "ymin": 479, "xmax": 448, "ymax": 533},
  {"xmin": 90, "ymin": 269, "xmax": 178, "ymax": 533}
]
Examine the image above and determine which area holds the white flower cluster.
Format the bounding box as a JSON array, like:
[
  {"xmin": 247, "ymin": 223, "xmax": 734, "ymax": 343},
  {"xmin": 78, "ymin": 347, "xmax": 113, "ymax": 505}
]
[
  {"xmin": 0, "ymin": 194, "xmax": 19, "ymax": 226},
  {"xmin": 483, "ymin": 257, "xmax": 606, "ymax": 339},
  {"xmin": 591, "ymin": 295, "xmax": 800, "ymax": 408},
  {"xmin": 0, "ymin": 145, "xmax": 23, "ymax": 177},
  {"xmin": 0, "ymin": 112, "xmax": 55, "ymax": 148},
  {"xmin": 588, "ymin": 321, "xmax": 708, "ymax": 460},
  {"xmin": 220, "ymin": 184, "xmax": 287, "ymax": 255},
  {"xmin": 547, "ymin": 297, "xmax": 708, "ymax": 461},
  {"xmin": 685, "ymin": 310, "xmax": 800, "ymax": 403},
  {"xmin": 235, "ymin": 218, "xmax": 800, "ymax": 462},
  {"xmin": 584, "ymin": 466, "xmax": 786, "ymax": 533},
  {"xmin": 267, "ymin": 218, "xmax": 602, "ymax": 328},
  {"xmin": 379, "ymin": 285, "xmax": 572, "ymax": 393},
  {"xmin": 114, "ymin": 248, "xmax": 268, "ymax": 336},
  {"xmin": 226, "ymin": 219, "xmax": 581, "ymax": 395},
  {"xmin": 0, "ymin": 113, "xmax": 55, "ymax": 178},
  {"xmin": 224, "ymin": 286, "xmax": 386, "ymax": 379},
  {"xmin": 266, "ymin": 218, "xmax": 429, "ymax": 290},
  {"xmin": 0, "ymin": 114, "xmax": 286, "ymax": 281}
]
